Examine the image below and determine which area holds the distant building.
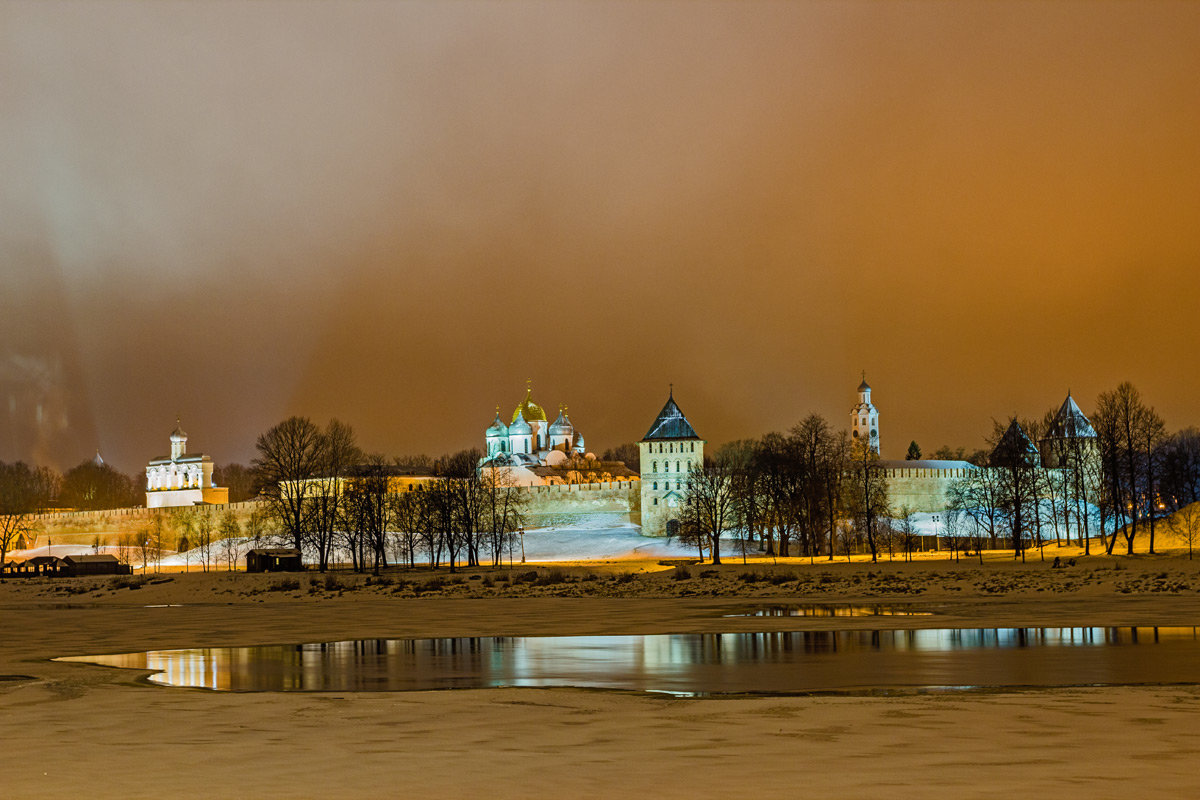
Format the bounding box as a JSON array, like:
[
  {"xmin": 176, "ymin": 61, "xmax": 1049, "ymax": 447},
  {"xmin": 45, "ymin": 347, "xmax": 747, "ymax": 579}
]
[
  {"xmin": 851, "ymin": 375, "xmax": 880, "ymax": 455},
  {"xmin": 246, "ymin": 548, "xmax": 303, "ymax": 573},
  {"xmin": 639, "ymin": 389, "xmax": 704, "ymax": 537},
  {"xmin": 482, "ymin": 382, "xmax": 587, "ymax": 466},
  {"xmin": 145, "ymin": 422, "xmax": 229, "ymax": 508},
  {"xmin": 875, "ymin": 385, "xmax": 1101, "ymax": 516},
  {"xmin": 479, "ymin": 383, "xmax": 638, "ymax": 486}
]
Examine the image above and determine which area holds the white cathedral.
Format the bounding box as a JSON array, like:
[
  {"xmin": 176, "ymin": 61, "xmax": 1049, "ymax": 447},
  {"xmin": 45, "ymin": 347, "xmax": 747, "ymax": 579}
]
[
  {"xmin": 482, "ymin": 382, "xmax": 588, "ymax": 467},
  {"xmin": 145, "ymin": 422, "xmax": 229, "ymax": 508}
]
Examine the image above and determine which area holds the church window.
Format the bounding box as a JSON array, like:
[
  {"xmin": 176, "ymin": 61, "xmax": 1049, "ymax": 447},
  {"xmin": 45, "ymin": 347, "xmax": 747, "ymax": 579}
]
[
  {"xmin": 653, "ymin": 498, "xmax": 658, "ymax": 506},
  {"xmin": 653, "ymin": 482, "xmax": 658, "ymax": 490},
  {"xmin": 676, "ymin": 460, "xmax": 681, "ymax": 472},
  {"xmin": 652, "ymin": 461, "xmax": 657, "ymax": 472},
  {"xmin": 690, "ymin": 442, "xmax": 695, "ymax": 453}
]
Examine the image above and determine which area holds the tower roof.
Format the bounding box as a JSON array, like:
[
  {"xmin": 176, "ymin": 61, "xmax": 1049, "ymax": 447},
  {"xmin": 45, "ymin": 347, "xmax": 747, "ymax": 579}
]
[
  {"xmin": 486, "ymin": 408, "xmax": 508, "ymax": 437},
  {"xmin": 548, "ymin": 406, "xmax": 573, "ymax": 435},
  {"xmin": 858, "ymin": 377, "xmax": 871, "ymax": 392},
  {"xmin": 991, "ymin": 419, "xmax": 1040, "ymax": 467},
  {"xmin": 642, "ymin": 390, "xmax": 699, "ymax": 441},
  {"xmin": 508, "ymin": 408, "xmax": 532, "ymax": 435},
  {"xmin": 511, "ymin": 382, "xmax": 547, "ymax": 424},
  {"xmin": 1046, "ymin": 393, "xmax": 1097, "ymax": 439}
]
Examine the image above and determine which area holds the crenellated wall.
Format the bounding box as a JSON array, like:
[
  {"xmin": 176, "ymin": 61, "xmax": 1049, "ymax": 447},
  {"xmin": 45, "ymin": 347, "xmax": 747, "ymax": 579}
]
[{"xmin": 519, "ymin": 482, "xmax": 640, "ymax": 528}]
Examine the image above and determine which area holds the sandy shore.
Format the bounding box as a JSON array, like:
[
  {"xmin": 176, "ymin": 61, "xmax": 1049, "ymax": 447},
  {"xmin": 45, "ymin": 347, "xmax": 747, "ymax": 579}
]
[{"xmin": 6, "ymin": 553, "xmax": 1200, "ymax": 798}]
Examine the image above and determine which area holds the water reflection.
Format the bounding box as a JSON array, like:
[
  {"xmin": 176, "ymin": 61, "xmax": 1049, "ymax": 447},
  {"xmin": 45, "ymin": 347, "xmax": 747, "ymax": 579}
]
[
  {"xmin": 725, "ymin": 604, "xmax": 933, "ymax": 618},
  {"xmin": 57, "ymin": 627, "xmax": 1200, "ymax": 695}
]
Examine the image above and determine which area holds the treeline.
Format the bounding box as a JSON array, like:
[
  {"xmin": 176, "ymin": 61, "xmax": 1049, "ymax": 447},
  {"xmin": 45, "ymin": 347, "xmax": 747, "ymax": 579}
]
[
  {"xmin": 252, "ymin": 417, "xmax": 527, "ymax": 573},
  {"xmin": 670, "ymin": 415, "xmax": 892, "ymax": 564},
  {"xmin": 944, "ymin": 382, "xmax": 1200, "ymax": 560}
]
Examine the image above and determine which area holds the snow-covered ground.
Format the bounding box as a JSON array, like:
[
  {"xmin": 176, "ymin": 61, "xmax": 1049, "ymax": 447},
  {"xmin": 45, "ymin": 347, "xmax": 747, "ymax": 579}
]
[
  {"xmin": 1, "ymin": 502, "xmax": 1117, "ymax": 570},
  {"xmin": 6, "ymin": 524, "xmax": 735, "ymax": 569}
]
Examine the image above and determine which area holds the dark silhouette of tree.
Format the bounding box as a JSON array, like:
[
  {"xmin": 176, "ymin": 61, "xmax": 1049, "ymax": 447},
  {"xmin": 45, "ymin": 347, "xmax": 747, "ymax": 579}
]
[
  {"xmin": 848, "ymin": 438, "xmax": 889, "ymax": 562},
  {"xmin": 0, "ymin": 461, "xmax": 50, "ymax": 565},
  {"xmin": 905, "ymin": 441, "xmax": 922, "ymax": 461},
  {"xmin": 1094, "ymin": 382, "xmax": 1162, "ymax": 555},
  {"xmin": 1158, "ymin": 429, "xmax": 1200, "ymax": 511},
  {"xmin": 252, "ymin": 416, "xmax": 327, "ymax": 555},
  {"xmin": 601, "ymin": 443, "xmax": 640, "ymax": 472},
  {"xmin": 213, "ymin": 463, "xmax": 257, "ymax": 502},
  {"xmin": 683, "ymin": 454, "xmax": 737, "ymax": 565},
  {"xmin": 60, "ymin": 459, "xmax": 137, "ymax": 510}
]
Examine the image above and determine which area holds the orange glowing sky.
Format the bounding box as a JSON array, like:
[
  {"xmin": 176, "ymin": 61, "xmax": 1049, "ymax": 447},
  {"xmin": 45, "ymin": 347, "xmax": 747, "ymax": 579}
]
[{"xmin": 2, "ymin": 1, "xmax": 1198, "ymax": 471}]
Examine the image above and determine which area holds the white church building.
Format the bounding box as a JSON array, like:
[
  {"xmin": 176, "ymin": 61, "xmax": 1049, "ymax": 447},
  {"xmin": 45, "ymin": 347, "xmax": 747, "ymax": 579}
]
[{"xmin": 145, "ymin": 422, "xmax": 229, "ymax": 508}]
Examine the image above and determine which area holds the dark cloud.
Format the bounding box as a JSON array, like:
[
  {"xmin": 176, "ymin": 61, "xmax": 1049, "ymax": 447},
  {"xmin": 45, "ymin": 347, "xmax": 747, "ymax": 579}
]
[{"xmin": 2, "ymin": 1, "xmax": 1198, "ymax": 472}]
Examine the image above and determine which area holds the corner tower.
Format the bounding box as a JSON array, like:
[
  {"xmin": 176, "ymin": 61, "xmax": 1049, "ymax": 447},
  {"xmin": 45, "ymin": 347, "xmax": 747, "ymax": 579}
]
[
  {"xmin": 851, "ymin": 375, "xmax": 880, "ymax": 455},
  {"xmin": 638, "ymin": 389, "xmax": 704, "ymax": 537}
]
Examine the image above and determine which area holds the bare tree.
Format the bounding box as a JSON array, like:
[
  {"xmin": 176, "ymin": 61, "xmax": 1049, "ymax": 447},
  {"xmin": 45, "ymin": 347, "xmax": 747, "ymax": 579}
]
[
  {"xmin": 684, "ymin": 454, "xmax": 737, "ymax": 565},
  {"xmin": 0, "ymin": 461, "xmax": 48, "ymax": 566},
  {"xmin": 848, "ymin": 439, "xmax": 889, "ymax": 562},
  {"xmin": 253, "ymin": 416, "xmax": 327, "ymax": 554},
  {"xmin": 1174, "ymin": 504, "xmax": 1200, "ymax": 560},
  {"xmin": 481, "ymin": 463, "xmax": 527, "ymax": 567},
  {"xmin": 219, "ymin": 510, "xmax": 242, "ymax": 570}
]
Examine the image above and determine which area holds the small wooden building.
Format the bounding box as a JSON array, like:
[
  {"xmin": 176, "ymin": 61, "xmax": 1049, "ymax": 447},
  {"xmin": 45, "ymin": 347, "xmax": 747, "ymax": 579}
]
[
  {"xmin": 62, "ymin": 554, "xmax": 133, "ymax": 577},
  {"xmin": 3, "ymin": 556, "xmax": 66, "ymax": 577},
  {"xmin": 246, "ymin": 548, "xmax": 303, "ymax": 573}
]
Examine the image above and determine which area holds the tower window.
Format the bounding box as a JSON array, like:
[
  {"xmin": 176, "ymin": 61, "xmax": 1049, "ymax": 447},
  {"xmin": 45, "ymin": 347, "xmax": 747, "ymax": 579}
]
[{"xmin": 653, "ymin": 482, "xmax": 658, "ymax": 490}]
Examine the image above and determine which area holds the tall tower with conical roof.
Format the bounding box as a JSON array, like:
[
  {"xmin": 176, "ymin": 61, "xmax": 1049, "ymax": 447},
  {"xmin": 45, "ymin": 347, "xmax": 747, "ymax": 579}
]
[
  {"xmin": 851, "ymin": 375, "xmax": 880, "ymax": 455},
  {"xmin": 638, "ymin": 388, "xmax": 704, "ymax": 537}
]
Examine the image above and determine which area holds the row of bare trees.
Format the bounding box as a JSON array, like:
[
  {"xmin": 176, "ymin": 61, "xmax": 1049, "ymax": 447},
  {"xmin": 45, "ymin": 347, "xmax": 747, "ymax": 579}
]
[
  {"xmin": 252, "ymin": 417, "xmax": 527, "ymax": 572},
  {"xmin": 670, "ymin": 415, "xmax": 892, "ymax": 563}
]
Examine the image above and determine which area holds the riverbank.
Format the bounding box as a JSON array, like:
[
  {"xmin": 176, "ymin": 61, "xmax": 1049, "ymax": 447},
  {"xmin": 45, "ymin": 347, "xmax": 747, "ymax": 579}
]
[{"xmin": 5, "ymin": 556, "xmax": 1200, "ymax": 798}]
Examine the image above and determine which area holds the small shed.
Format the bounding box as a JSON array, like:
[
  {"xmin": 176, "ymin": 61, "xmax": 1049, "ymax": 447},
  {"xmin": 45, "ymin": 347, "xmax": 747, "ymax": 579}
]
[
  {"xmin": 246, "ymin": 548, "xmax": 303, "ymax": 573},
  {"xmin": 63, "ymin": 554, "xmax": 132, "ymax": 577}
]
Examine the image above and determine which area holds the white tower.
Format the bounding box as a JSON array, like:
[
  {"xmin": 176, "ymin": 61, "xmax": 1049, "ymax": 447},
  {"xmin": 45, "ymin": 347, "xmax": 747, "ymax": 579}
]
[
  {"xmin": 169, "ymin": 420, "xmax": 188, "ymax": 460},
  {"xmin": 638, "ymin": 388, "xmax": 704, "ymax": 537},
  {"xmin": 851, "ymin": 375, "xmax": 880, "ymax": 455}
]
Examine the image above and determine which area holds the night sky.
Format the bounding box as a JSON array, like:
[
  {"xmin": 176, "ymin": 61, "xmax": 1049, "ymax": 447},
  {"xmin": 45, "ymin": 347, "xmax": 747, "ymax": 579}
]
[{"xmin": 3, "ymin": 1, "xmax": 1199, "ymax": 472}]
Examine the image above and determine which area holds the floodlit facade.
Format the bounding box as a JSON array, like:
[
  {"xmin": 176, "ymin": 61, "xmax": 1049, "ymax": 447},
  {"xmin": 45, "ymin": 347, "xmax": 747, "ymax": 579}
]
[
  {"xmin": 145, "ymin": 422, "xmax": 229, "ymax": 508},
  {"xmin": 851, "ymin": 375, "xmax": 880, "ymax": 455},
  {"xmin": 638, "ymin": 390, "xmax": 704, "ymax": 537}
]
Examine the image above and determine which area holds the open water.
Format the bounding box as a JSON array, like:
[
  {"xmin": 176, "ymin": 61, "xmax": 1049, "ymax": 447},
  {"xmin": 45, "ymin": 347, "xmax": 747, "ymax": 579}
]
[{"xmin": 57, "ymin": 626, "xmax": 1200, "ymax": 695}]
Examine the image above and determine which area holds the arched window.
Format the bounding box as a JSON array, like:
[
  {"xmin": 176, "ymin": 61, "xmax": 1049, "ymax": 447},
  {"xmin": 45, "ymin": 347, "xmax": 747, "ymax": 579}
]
[
  {"xmin": 653, "ymin": 482, "xmax": 658, "ymax": 490},
  {"xmin": 676, "ymin": 460, "xmax": 681, "ymax": 472},
  {"xmin": 652, "ymin": 461, "xmax": 657, "ymax": 472}
]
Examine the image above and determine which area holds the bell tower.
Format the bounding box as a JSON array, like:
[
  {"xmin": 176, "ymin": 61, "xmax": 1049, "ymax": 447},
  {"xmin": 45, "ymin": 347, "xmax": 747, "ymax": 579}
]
[{"xmin": 851, "ymin": 374, "xmax": 880, "ymax": 455}]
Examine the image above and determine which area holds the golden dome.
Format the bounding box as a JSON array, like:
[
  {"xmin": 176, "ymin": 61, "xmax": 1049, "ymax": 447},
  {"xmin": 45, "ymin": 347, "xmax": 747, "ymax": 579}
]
[{"xmin": 511, "ymin": 383, "xmax": 548, "ymax": 424}]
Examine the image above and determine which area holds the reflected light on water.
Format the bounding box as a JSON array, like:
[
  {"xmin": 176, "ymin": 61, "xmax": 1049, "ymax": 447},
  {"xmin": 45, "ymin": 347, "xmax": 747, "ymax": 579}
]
[{"xmin": 56, "ymin": 627, "xmax": 1200, "ymax": 695}]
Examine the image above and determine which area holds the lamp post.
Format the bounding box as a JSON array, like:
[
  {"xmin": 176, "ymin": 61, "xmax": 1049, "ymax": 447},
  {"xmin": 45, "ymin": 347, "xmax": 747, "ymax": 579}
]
[{"xmin": 519, "ymin": 527, "xmax": 526, "ymax": 564}]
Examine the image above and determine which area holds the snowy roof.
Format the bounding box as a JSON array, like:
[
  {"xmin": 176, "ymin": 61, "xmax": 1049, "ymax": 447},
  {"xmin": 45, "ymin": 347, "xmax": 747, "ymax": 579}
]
[
  {"xmin": 991, "ymin": 419, "xmax": 1041, "ymax": 466},
  {"xmin": 486, "ymin": 411, "xmax": 508, "ymax": 437},
  {"xmin": 63, "ymin": 554, "xmax": 119, "ymax": 564},
  {"xmin": 548, "ymin": 407, "xmax": 573, "ymax": 435},
  {"xmin": 148, "ymin": 453, "xmax": 210, "ymax": 465},
  {"xmin": 643, "ymin": 392, "xmax": 699, "ymax": 441},
  {"xmin": 1045, "ymin": 393, "xmax": 1097, "ymax": 439},
  {"xmin": 508, "ymin": 409, "xmax": 532, "ymax": 434}
]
